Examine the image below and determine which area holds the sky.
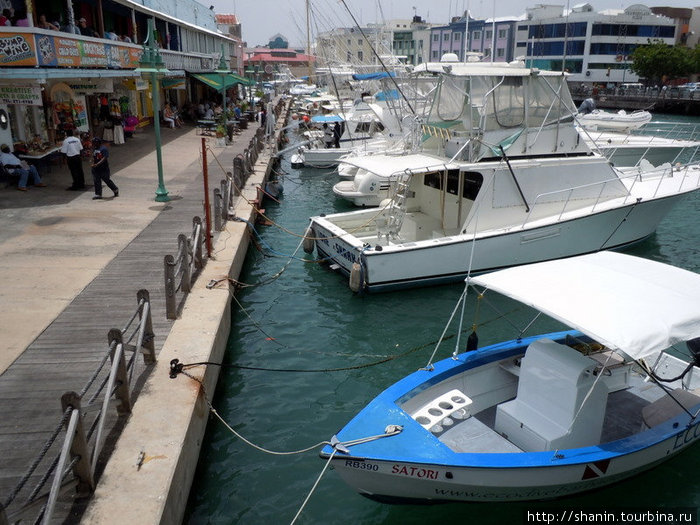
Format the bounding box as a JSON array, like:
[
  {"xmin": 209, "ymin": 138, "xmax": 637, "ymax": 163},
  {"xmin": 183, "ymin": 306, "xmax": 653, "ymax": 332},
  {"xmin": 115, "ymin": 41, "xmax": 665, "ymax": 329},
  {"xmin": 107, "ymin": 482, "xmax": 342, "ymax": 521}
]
[{"xmin": 203, "ymin": 0, "xmax": 695, "ymax": 48}]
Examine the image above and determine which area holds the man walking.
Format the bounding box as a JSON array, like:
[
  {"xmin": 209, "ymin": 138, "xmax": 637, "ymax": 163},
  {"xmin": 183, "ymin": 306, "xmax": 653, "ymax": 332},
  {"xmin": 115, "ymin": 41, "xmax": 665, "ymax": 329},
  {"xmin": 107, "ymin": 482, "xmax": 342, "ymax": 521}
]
[
  {"xmin": 61, "ymin": 129, "xmax": 85, "ymax": 190},
  {"xmin": 91, "ymin": 138, "xmax": 118, "ymax": 200}
]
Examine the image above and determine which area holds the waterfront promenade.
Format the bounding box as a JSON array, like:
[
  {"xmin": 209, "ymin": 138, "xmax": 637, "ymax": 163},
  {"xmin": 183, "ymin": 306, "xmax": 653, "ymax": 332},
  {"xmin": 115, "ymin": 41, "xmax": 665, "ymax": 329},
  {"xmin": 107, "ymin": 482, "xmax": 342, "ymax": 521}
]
[{"xmin": 0, "ymin": 117, "xmax": 271, "ymax": 522}]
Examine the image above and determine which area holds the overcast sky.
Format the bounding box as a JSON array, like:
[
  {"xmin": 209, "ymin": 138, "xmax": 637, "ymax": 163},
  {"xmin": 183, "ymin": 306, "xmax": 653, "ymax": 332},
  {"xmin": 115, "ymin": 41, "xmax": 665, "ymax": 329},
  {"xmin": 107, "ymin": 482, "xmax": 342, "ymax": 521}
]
[{"xmin": 203, "ymin": 0, "xmax": 694, "ymax": 48}]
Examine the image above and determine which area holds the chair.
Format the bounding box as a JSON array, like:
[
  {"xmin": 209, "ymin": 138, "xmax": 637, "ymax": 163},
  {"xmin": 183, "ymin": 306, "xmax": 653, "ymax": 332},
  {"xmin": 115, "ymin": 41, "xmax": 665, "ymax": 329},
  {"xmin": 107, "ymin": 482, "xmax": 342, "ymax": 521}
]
[{"xmin": 0, "ymin": 162, "xmax": 20, "ymax": 187}]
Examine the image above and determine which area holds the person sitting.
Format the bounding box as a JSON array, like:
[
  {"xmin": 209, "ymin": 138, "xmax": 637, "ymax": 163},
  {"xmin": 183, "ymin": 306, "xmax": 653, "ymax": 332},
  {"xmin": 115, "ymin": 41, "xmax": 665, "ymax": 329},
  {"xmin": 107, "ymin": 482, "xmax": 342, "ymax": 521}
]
[
  {"xmin": 203, "ymin": 105, "xmax": 214, "ymax": 119},
  {"xmin": 163, "ymin": 104, "xmax": 176, "ymax": 129},
  {"xmin": 0, "ymin": 9, "xmax": 12, "ymax": 26},
  {"xmin": 12, "ymin": 8, "xmax": 29, "ymax": 26},
  {"xmin": 78, "ymin": 17, "xmax": 99, "ymax": 37},
  {"xmin": 37, "ymin": 14, "xmax": 58, "ymax": 31},
  {"xmin": 0, "ymin": 144, "xmax": 46, "ymax": 191}
]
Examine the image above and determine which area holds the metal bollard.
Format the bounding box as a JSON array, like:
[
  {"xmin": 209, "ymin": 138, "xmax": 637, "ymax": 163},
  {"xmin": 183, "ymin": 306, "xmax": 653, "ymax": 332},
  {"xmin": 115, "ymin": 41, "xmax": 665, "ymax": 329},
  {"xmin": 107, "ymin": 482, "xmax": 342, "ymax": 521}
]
[{"xmin": 164, "ymin": 254, "xmax": 176, "ymax": 319}]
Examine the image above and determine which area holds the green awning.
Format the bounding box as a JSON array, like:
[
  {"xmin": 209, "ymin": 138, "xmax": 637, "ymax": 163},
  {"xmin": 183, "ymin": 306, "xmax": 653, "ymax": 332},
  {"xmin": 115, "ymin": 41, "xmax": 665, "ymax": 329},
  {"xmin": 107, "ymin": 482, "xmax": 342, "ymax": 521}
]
[{"xmin": 191, "ymin": 73, "xmax": 254, "ymax": 90}]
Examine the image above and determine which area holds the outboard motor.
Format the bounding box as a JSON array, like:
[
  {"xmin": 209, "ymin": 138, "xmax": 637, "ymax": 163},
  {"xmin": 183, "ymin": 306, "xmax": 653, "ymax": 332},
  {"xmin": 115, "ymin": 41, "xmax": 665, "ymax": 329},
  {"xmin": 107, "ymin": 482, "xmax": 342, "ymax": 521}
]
[
  {"xmin": 687, "ymin": 337, "xmax": 700, "ymax": 367},
  {"xmin": 578, "ymin": 98, "xmax": 596, "ymax": 115}
]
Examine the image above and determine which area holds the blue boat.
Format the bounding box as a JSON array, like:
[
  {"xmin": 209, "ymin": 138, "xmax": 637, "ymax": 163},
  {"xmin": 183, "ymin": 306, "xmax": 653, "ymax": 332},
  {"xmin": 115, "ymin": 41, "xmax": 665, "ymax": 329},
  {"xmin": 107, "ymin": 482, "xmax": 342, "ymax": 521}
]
[{"xmin": 320, "ymin": 252, "xmax": 700, "ymax": 502}]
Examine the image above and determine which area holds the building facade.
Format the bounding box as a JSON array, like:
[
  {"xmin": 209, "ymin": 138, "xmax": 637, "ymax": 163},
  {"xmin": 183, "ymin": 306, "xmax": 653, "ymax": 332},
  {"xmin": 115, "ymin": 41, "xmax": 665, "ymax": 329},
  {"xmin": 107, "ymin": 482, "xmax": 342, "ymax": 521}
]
[
  {"xmin": 514, "ymin": 3, "xmax": 676, "ymax": 85},
  {"xmin": 0, "ymin": 0, "xmax": 239, "ymax": 148},
  {"xmin": 429, "ymin": 14, "xmax": 518, "ymax": 63}
]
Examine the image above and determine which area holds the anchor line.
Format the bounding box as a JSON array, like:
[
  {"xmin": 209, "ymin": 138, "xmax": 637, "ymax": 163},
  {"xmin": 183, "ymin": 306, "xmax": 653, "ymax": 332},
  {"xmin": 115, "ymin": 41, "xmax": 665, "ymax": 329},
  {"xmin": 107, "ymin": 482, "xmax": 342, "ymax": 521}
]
[
  {"xmin": 598, "ymin": 197, "xmax": 642, "ymax": 250},
  {"xmin": 168, "ymin": 311, "xmax": 518, "ymax": 376}
]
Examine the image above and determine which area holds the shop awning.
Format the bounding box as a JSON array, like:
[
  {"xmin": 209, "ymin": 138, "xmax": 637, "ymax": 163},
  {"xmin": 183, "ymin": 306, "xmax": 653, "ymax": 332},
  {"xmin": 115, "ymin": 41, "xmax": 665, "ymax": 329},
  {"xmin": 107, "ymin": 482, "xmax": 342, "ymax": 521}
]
[{"xmin": 191, "ymin": 73, "xmax": 254, "ymax": 90}]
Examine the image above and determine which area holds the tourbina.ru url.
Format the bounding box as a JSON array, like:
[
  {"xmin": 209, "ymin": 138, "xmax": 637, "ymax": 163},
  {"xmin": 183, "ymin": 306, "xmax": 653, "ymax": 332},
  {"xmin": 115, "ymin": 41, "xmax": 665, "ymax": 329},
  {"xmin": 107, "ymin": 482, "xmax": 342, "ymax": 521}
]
[{"xmin": 525, "ymin": 508, "xmax": 696, "ymax": 524}]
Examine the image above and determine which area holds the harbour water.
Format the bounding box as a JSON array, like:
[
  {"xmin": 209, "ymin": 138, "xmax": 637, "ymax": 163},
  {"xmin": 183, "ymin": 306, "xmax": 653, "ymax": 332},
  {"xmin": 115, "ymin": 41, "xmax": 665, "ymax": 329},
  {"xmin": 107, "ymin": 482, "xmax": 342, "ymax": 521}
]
[{"xmin": 185, "ymin": 114, "xmax": 700, "ymax": 524}]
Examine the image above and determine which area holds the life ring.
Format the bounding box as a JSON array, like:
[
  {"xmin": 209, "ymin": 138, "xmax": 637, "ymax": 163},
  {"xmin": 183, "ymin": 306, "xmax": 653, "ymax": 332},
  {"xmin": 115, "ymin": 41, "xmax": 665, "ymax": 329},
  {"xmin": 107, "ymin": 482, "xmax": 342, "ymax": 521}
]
[{"xmin": 615, "ymin": 55, "xmax": 623, "ymax": 62}]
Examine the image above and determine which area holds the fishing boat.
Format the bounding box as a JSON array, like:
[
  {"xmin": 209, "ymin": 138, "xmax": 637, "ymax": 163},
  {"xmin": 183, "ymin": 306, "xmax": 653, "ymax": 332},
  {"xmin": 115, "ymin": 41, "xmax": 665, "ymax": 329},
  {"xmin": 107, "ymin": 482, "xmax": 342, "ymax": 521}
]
[
  {"xmin": 581, "ymin": 127, "xmax": 700, "ymax": 168},
  {"xmin": 292, "ymin": 98, "xmax": 402, "ymax": 168},
  {"xmin": 306, "ymin": 61, "xmax": 700, "ymax": 292},
  {"xmin": 320, "ymin": 252, "xmax": 700, "ymax": 502},
  {"xmin": 577, "ymin": 109, "xmax": 652, "ymax": 131}
]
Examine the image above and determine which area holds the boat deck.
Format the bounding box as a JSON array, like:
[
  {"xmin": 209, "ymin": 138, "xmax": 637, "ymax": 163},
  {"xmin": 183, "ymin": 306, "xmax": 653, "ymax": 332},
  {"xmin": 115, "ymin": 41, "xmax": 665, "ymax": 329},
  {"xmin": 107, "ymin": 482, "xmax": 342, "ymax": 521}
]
[{"xmin": 439, "ymin": 373, "xmax": 669, "ymax": 454}]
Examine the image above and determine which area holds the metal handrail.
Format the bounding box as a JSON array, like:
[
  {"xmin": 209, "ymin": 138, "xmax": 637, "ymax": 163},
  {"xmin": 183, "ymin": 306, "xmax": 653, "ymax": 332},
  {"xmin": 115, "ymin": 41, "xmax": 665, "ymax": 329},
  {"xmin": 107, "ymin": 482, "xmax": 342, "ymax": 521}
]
[
  {"xmin": 165, "ymin": 217, "xmax": 205, "ymax": 319},
  {"xmin": 4, "ymin": 291, "xmax": 154, "ymax": 525}
]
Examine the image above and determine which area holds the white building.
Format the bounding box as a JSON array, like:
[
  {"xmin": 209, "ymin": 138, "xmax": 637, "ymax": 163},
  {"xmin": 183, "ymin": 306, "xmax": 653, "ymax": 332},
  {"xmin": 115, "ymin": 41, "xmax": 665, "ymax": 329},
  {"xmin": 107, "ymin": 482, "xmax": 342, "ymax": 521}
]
[{"xmin": 514, "ymin": 3, "xmax": 676, "ymax": 85}]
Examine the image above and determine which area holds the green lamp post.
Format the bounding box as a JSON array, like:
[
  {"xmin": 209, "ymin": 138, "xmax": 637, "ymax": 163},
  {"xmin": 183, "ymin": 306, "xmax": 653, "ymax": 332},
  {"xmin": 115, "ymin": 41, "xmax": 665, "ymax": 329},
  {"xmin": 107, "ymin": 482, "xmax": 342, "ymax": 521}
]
[
  {"xmin": 135, "ymin": 19, "xmax": 170, "ymax": 202},
  {"xmin": 215, "ymin": 43, "xmax": 230, "ymax": 119}
]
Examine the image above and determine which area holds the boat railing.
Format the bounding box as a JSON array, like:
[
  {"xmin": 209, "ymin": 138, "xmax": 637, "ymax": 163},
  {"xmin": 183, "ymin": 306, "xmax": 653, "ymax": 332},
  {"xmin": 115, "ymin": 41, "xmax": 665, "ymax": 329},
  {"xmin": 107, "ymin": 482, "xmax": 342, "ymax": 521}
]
[
  {"xmin": 633, "ymin": 121, "xmax": 700, "ymax": 143},
  {"xmin": 523, "ymin": 165, "xmax": 700, "ymax": 228},
  {"xmin": 1, "ymin": 291, "xmax": 155, "ymax": 525}
]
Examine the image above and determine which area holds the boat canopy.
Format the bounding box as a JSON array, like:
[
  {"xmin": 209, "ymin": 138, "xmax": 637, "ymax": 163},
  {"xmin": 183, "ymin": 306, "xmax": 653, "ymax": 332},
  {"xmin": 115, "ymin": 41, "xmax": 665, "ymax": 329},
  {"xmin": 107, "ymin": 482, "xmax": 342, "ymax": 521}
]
[
  {"xmin": 352, "ymin": 71, "xmax": 396, "ymax": 80},
  {"xmin": 468, "ymin": 252, "xmax": 700, "ymax": 361},
  {"xmin": 338, "ymin": 153, "xmax": 460, "ymax": 177},
  {"xmin": 311, "ymin": 115, "xmax": 344, "ymax": 123}
]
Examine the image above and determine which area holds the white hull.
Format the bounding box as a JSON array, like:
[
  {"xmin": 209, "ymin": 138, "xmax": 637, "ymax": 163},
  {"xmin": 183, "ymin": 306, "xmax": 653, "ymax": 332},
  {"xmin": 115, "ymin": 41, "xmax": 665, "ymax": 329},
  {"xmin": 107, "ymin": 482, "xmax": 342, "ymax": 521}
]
[
  {"xmin": 578, "ymin": 110, "xmax": 652, "ymax": 131},
  {"xmin": 312, "ymin": 194, "xmax": 686, "ymax": 291},
  {"xmin": 332, "ymin": 431, "xmax": 696, "ymax": 502}
]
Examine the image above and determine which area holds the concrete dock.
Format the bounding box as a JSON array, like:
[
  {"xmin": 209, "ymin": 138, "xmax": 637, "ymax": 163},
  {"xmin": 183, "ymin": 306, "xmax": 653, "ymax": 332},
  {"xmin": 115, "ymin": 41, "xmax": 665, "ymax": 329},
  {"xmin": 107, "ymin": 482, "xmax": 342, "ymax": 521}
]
[{"xmin": 0, "ymin": 102, "xmax": 289, "ymax": 523}]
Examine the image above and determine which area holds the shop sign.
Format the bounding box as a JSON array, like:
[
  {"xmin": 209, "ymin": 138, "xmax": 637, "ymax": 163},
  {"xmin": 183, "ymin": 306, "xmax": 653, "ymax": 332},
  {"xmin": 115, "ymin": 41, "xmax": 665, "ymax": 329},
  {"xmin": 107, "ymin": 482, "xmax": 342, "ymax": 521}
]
[
  {"xmin": 134, "ymin": 78, "xmax": 149, "ymax": 91},
  {"xmin": 67, "ymin": 79, "xmax": 114, "ymax": 94},
  {"xmin": 0, "ymin": 84, "xmax": 42, "ymax": 105},
  {"xmin": 0, "ymin": 32, "xmax": 37, "ymax": 66},
  {"xmin": 35, "ymin": 34, "xmax": 141, "ymax": 68}
]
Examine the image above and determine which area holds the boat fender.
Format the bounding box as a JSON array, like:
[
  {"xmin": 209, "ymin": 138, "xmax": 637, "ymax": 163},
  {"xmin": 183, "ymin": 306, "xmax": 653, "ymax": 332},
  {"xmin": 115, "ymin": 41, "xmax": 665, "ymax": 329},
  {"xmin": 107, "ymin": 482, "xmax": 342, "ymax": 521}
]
[
  {"xmin": 349, "ymin": 262, "xmax": 363, "ymax": 293},
  {"xmin": 466, "ymin": 330, "xmax": 479, "ymax": 352},
  {"xmin": 379, "ymin": 198, "xmax": 392, "ymax": 208},
  {"xmin": 302, "ymin": 226, "xmax": 315, "ymax": 254}
]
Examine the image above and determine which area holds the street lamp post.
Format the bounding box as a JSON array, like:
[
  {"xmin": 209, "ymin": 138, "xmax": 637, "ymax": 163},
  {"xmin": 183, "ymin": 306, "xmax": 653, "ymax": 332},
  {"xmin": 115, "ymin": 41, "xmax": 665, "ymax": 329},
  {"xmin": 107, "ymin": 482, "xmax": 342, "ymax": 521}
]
[
  {"xmin": 136, "ymin": 19, "xmax": 170, "ymax": 202},
  {"xmin": 216, "ymin": 43, "xmax": 230, "ymax": 118}
]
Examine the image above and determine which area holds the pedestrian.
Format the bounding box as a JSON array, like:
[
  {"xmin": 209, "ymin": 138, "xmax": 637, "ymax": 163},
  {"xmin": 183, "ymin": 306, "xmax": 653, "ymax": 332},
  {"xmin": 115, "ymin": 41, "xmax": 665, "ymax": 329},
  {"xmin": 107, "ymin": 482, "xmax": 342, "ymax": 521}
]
[
  {"xmin": 322, "ymin": 123, "xmax": 333, "ymax": 148},
  {"xmin": 61, "ymin": 129, "xmax": 85, "ymax": 190},
  {"xmin": 0, "ymin": 144, "xmax": 46, "ymax": 191},
  {"xmin": 91, "ymin": 138, "xmax": 118, "ymax": 200},
  {"xmin": 333, "ymin": 121, "xmax": 341, "ymax": 148}
]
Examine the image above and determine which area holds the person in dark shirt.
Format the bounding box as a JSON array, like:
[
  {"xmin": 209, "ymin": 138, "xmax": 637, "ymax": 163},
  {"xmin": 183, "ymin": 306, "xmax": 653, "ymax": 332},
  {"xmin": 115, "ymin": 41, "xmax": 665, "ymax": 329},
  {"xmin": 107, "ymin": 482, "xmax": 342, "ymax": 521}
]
[
  {"xmin": 78, "ymin": 17, "xmax": 99, "ymax": 37},
  {"xmin": 91, "ymin": 138, "xmax": 118, "ymax": 199}
]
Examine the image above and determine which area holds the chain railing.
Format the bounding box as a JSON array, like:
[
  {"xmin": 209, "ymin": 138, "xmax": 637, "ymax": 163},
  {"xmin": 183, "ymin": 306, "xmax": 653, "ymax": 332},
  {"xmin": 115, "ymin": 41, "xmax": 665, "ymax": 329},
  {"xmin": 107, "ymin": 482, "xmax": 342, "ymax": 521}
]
[
  {"xmin": 1, "ymin": 291, "xmax": 155, "ymax": 525},
  {"xmin": 164, "ymin": 216, "xmax": 205, "ymax": 319}
]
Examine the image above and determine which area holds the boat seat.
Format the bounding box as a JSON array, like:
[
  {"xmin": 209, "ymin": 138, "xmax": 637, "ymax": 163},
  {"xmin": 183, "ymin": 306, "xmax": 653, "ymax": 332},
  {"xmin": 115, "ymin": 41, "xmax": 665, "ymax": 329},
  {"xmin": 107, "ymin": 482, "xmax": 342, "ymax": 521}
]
[
  {"xmin": 494, "ymin": 339, "xmax": 608, "ymax": 452},
  {"xmin": 642, "ymin": 388, "xmax": 700, "ymax": 429},
  {"xmin": 411, "ymin": 389, "xmax": 473, "ymax": 434}
]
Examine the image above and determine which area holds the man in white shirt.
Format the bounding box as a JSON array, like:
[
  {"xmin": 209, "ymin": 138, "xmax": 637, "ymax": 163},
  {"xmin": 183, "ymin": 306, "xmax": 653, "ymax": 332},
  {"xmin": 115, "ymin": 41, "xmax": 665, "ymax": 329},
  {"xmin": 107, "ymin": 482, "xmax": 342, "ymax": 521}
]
[
  {"xmin": 0, "ymin": 144, "xmax": 45, "ymax": 191},
  {"xmin": 60, "ymin": 129, "xmax": 85, "ymax": 190}
]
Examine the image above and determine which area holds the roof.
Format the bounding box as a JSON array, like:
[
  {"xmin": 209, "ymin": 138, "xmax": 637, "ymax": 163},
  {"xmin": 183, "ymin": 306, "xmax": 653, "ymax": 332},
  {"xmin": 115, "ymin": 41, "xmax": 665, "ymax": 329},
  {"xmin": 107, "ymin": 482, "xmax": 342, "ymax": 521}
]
[
  {"xmin": 215, "ymin": 14, "xmax": 239, "ymax": 25},
  {"xmin": 469, "ymin": 252, "xmax": 700, "ymax": 361},
  {"xmin": 245, "ymin": 53, "xmax": 314, "ymax": 64}
]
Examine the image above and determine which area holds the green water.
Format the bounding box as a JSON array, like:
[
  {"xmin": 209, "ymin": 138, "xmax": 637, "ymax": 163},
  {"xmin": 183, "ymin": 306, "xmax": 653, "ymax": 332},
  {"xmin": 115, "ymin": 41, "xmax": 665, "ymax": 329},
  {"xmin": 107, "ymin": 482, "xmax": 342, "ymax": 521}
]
[{"xmin": 185, "ymin": 115, "xmax": 700, "ymax": 524}]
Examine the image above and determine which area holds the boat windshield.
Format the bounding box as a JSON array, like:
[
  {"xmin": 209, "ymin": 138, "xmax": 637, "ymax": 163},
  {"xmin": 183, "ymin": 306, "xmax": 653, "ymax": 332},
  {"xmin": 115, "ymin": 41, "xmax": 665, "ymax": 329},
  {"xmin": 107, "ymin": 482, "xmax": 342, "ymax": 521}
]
[{"xmin": 428, "ymin": 73, "xmax": 577, "ymax": 133}]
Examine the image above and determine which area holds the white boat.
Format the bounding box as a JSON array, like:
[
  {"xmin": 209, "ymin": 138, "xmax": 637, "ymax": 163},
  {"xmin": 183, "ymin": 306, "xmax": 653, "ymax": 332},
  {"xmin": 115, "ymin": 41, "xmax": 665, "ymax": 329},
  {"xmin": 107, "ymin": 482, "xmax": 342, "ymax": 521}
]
[
  {"xmin": 306, "ymin": 62, "xmax": 700, "ymax": 292},
  {"xmin": 581, "ymin": 127, "xmax": 700, "ymax": 167},
  {"xmin": 293, "ymin": 99, "xmax": 402, "ymax": 168},
  {"xmin": 320, "ymin": 252, "xmax": 700, "ymax": 502},
  {"xmin": 577, "ymin": 109, "xmax": 652, "ymax": 131}
]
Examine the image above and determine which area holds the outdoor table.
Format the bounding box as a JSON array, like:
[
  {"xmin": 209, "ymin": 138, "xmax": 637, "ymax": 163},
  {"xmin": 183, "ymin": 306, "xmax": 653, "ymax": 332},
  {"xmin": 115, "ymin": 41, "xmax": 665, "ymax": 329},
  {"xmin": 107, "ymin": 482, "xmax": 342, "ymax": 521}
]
[
  {"xmin": 196, "ymin": 120, "xmax": 216, "ymax": 136},
  {"xmin": 19, "ymin": 146, "xmax": 62, "ymax": 174}
]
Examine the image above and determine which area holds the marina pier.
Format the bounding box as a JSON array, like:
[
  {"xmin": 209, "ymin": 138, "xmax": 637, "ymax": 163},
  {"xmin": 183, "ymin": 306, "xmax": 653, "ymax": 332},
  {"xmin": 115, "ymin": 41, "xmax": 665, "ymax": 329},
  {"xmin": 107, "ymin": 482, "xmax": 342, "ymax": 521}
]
[{"xmin": 0, "ymin": 98, "xmax": 291, "ymax": 524}]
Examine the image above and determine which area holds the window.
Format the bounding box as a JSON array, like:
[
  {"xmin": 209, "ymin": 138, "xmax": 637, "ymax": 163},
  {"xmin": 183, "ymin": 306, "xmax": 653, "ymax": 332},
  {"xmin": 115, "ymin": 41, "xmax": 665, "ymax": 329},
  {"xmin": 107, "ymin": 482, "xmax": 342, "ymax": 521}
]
[
  {"xmin": 424, "ymin": 171, "xmax": 483, "ymax": 201},
  {"xmin": 358, "ymin": 39, "xmax": 363, "ymax": 46},
  {"xmin": 516, "ymin": 42, "xmax": 527, "ymax": 47},
  {"xmin": 347, "ymin": 51, "xmax": 352, "ymax": 61},
  {"xmin": 497, "ymin": 48, "xmax": 504, "ymax": 58},
  {"xmin": 454, "ymin": 32, "xmax": 461, "ymax": 41},
  {"xmin": 443, "ymin": 33, "xmax": 450, "ymax": 40},
  {"xmin": 347, "ymin": 39, "xmax": 351, "ymax": 46},
  {"xmin": 473, "ymin": 31, "xmax": 481, "ymax": 40},
  {"xmin": 433, "ymin": 34, "xmax": 439, "ymax": 41},
  {"xmin": 357, "ymin": 50, "xmax": 363, "ymax": 61},
  {"xmin": 485, "ymin": 30, "xmax": 492, "ymax": 40},
  {"xmin": 432, "ymin": 50, "xmax": 438, "ymax": 59},
  {"xmin": 498, "ymin": 29, "xmax": 507, "ymax": 39}
]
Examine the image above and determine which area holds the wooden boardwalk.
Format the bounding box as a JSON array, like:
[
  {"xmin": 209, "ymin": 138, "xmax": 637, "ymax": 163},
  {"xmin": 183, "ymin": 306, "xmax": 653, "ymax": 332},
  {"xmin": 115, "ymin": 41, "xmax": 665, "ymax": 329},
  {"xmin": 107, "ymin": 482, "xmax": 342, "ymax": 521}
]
[{"xmin": 0, "ymin": 122, "xmax": 263, "ymax": 523}]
